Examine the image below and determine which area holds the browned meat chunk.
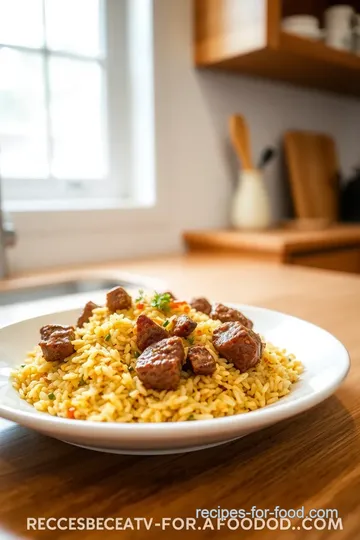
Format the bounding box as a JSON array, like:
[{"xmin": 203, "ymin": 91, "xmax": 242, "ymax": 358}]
[
  {"xmin": 106, "ymin": 286, "xmax": 132, "ymax": 312},
  {"xmin": 136, "ymin": 314, "xmax": 168, "ymax": 351},
  {"xmin": 40, "ymin": 324, "xmax": 74, "ymax": 340},
  {"xmin": 136, "ymin": 336, "xmax": 185, "ymax": 390},
  {"xmin": 211, "ymin": 303, "xmax": 253, "ymax": 329},
  {"xmin": 39, "ymin": 325, "xmax": 75, "ymax": 363},
  {"xmin": 187, "ymin": 346, "xmax": 216, "ymax": 375},
  {"xmin": 212, "ymin": 322, "xmax": 263, "ymax": 372},
  {"xmin": 190, "ymin": 297, "xmax": 211, "ymax": 315},
  {"xmin": 77, "ymin": 301, "xmax": 98, "ymax": 327},
  {"xmin": 172, "ymin": 315, "xmax": 197, "ymax": 338}
]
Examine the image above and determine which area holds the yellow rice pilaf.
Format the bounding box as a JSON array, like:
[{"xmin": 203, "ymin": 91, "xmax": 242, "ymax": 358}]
[{"xmin": 12, "ymin": 296, "xmax": 303, "ymax": 422}]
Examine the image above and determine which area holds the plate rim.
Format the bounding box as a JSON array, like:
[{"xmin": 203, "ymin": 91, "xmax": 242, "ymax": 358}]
[{"xmin": 0, "ymin": 304, "xmax": 350, "ymax": 441}]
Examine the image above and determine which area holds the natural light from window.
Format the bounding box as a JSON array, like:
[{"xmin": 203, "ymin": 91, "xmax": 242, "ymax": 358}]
[
  {"xmin": 0, "ymin": 0, "xmax": 154, "ymax": 209},
  {"xmin": 0, "ymin": 0, "xmax": 107, "ymax": 186}
]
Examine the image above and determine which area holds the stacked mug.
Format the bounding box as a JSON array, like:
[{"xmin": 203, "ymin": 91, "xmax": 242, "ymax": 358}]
[
  {"xmin": 324, "ymin": 5, "xmax": 354, "ymax": 51},
  {"xmin": 355, "ymin": 14, "xmax": 360, "ymax": 55}
]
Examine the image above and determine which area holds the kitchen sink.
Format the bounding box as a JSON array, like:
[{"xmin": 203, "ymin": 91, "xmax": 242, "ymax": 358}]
[{"xmin": 0, "ymin": 278, "xmax": 143, "ymax": 307}]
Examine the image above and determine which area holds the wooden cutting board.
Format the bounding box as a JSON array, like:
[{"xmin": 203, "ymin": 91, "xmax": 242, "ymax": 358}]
[{"xmin": 284, "ymin": 130, "xmax": 340, "ymax": 222}]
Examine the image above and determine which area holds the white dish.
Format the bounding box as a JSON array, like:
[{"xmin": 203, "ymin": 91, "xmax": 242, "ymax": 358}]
[
  {"xmin": 282, "ymin": 15, "xmax": 320, "ymax": 29},
  {"xmin": 281, "ymin": 15, "xmax": 324, "ymax": 41},
  {"xmin": 0, "ymin": 305, "xmax": 350, "ymax": 454},
  {"xmin": 282, "ymin": 15, "xmax": 323, "ymax": 41},
  {"xmin": 283, "ymin": 27, "xmax": 324, "ymax": 41}
]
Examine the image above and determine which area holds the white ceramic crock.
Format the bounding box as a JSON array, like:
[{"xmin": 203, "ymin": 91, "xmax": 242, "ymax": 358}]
[{"xmin": 231, "ymin": 169, "xmax": 271, "ymax": 230}]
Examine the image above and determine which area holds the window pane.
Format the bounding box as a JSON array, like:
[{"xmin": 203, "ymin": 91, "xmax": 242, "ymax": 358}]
[
  {"xmin": 0, "ymin": 0, "xmax": 44, "ymax": 48},
  {"xmin": 48, "ymin": 57, "xmax": 107, "ymax": 179},
  {"xmin": 45, "ymin": 0, "xmax": 102, "ymax": 57},
  {"xmin": 0, "ymin": 48, "xmax": 48, "ymax": 178}
]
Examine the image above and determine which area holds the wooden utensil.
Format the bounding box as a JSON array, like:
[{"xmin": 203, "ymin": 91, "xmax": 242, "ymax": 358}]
[
  {"xmin": 229, "ymin": 115, "xmax": 253, "ymax": 170},
  {"xmin": 284, "ymin": 130, "xmax": 340, "ymax": 222}
]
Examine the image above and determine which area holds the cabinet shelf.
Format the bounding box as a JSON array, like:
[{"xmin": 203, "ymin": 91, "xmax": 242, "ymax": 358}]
[{"xmin": 194, "ymin": 0, "xmax": 360, "ymax": 97}]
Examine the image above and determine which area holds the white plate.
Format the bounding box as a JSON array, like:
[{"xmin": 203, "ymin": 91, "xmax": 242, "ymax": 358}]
[{"xmin": 0, "ymin": 305, "xmax": 350, "ymax": 454}]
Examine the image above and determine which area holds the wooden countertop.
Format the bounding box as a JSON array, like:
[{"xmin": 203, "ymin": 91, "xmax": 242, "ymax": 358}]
[
  {"xmin": 1, "ymin": 253, "xmax": 360, "ymax": 540},
  {"xmin": 184, "ymin": 224, "xmax": 360, "ymax": 257}
]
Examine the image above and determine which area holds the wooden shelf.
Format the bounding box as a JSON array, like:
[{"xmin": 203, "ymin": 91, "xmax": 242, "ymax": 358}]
[
  {"xmin": 194, "ymin": 0, "xmax": 360, "ymax": 97},
  {"xmin": 184, "ymin": 225, "xmax": 360, "ymax": 273},
  {"xmin": 184, "ymin": 225, "xmax": 360, "ymax": 254}
]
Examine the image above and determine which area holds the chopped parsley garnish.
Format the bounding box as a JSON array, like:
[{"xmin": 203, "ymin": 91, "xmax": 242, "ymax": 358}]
[
  {"xmin": 79, "ymin": 377, "xmax": 86, "ymax": 386},
  {"xmin": 151, "ymin": 292, "xmax": 172, "ymax": 313},
  {"xmin": 163, "ymin": 319, "xmax": 170, "ymax": 328},
  {"xmin": 48, "ymin": 393, "xmax": 55, "ymax": 400},
  {"xmin": 187, "ymin": 336, "xmax": 195, "ymax": 346},
  {"xmin": 187, "ymin": 415, "xmax": 196, "ymax": 421},
  {"xmin": 105, "ymin": 333, "xmax": 111, "ymax": 341},
  {"xmin": 134, "ymin": 351, "xmax": 140, "ymax": 359},
  {"xmin": 135, "ymin": 289, "xmax": 145, "ymax": 303},
  {"xmin": 21, "ymin": 364, "xmax": 25, "ymax": 368}
]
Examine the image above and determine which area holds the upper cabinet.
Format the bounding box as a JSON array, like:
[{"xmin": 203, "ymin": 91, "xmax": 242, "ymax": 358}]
[{"xmin": 194, "ymin": 0, "xmax": 360, "ymax": 97}]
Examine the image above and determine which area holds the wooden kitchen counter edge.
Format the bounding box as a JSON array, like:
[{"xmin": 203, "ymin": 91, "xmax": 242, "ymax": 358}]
[
  {"xmin": 1, "ymin": 253, "xmax": 360, "ymax": 540},
  {"xmin": 183, "ymin": 225, "xmax": 360, "ymax": 256},
  {"xmin": 2, "ymin": 251, "xmax": 360, "ymax": 292}
]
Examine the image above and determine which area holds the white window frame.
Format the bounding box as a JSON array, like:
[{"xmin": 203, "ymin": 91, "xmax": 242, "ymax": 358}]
[{"xmin": 2, "ymin": 0, "xmax": 155, "ymax": 208}]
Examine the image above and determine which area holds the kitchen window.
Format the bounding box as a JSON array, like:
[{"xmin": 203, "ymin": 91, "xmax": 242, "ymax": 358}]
[{"xmin": 0, "ymin": 0, "xmax": 155, "ymax": 208}]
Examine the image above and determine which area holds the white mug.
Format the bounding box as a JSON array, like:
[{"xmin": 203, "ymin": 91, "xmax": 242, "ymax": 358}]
[
  {"xmin": 325, "ymin": 5, "xmax": 354, "ymax": 30},
  {"xmin": 326, "ymin": 29, "xmax": 352, "ymax": 50}
]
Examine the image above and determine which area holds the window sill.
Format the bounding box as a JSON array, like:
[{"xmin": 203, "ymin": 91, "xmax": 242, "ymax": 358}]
[
  {"xmin": 7, "ymin": 198, "xmax": 180, "ymax": 273},
  {"xmin": 4, "ymin": 197, "xmax": 154, "ymax": 213}
]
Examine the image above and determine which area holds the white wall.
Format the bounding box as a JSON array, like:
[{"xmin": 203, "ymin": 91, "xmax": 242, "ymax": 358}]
[{"xmin": 154, "ymin": 0, "xmax": 360, "ymax": 232}]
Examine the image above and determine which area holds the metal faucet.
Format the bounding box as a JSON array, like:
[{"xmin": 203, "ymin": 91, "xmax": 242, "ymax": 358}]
[{"xmin": 0, "ymin": 164, "xmax": 16, "ymax": 278}]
